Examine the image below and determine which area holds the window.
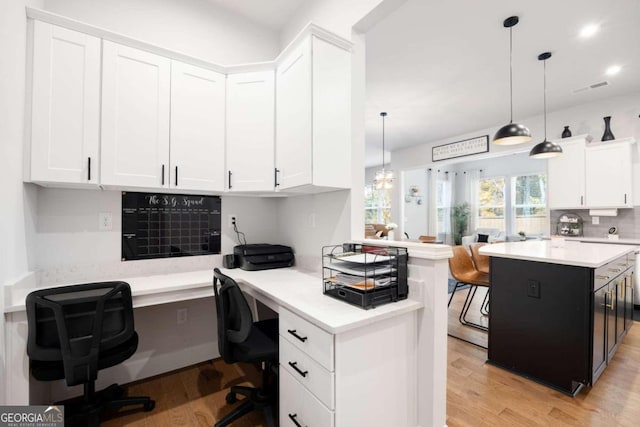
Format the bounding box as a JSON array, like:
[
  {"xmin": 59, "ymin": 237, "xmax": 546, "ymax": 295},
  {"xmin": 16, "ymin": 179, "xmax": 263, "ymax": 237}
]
[
  {"xmin": 436, "ymin": 179, "xmax": 451, "ymax": 239},
  {"xmin": 364, "ymin": 184, "xmax": 391, "ymax": 224},
  {"xmin": 477, "ymin": 176, "xmax": 505, "ymax": 231},
  {"xmin": 512, "ymin": 174, "xmax": 547, "ymax": 236}
]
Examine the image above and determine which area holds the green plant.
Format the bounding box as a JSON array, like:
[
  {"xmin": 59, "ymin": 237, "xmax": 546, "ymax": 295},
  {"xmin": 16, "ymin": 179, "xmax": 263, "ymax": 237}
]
[{"xmin": 451, "ymin": 202, "xmax": 471, "ymax": 245}]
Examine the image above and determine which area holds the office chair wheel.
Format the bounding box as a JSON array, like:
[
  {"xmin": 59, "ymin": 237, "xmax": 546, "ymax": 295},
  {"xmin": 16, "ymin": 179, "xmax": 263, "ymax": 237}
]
[
  {"xmin": 225, "ymin": 393, "xmax": 237, "ymax": 404},
  {"xmin": 143, "ymin": 400, "xmax": 155, "ymax": 412}
]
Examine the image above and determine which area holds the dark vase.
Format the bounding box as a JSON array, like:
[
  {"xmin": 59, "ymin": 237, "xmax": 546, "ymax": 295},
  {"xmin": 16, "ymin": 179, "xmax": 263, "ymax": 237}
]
[
  {"xmin": 561, "ymin": 126, "xmax": 572, "ymax": 138},
  {"xmin": 601, "ymin": 116, "xmax": 615, "ymax": 141}
]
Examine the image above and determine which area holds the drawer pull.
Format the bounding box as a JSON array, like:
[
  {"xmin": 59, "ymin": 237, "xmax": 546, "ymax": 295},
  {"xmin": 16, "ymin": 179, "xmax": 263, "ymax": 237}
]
[
  {"xmin": 608, "ymin": 268, "xmax": 621, "ymax": 273},
  {"xmin": 605, "ymin": 290, "xmax": 615, "ymax": 311},
  {"xmin": 287, "ymin": 329, "xmax": 308, "ymax": 342},
  {"xmin": 596, "ymin": 275, "xmax": 610, "ymax": 280},
  {"xmin": 288, "ymin": 361, "xmax": 308, "ymax": 378},
  {"xmin": 288, "ymin": 413, "xmax": 303, "ymax": 427}
]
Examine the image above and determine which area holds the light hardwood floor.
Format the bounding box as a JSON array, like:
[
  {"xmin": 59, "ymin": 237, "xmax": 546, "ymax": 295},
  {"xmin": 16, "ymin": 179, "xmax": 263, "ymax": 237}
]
[
  {"xmin": 101, "ymin": 359, "xmax": 269, "ymax": 427},
  {"xmin": 101, "ymin": 290, "xmax": 640, "ymax": 426},
  {"xmin": 447, "ymin": 287, "xmax": 640, "ymax": 427}
]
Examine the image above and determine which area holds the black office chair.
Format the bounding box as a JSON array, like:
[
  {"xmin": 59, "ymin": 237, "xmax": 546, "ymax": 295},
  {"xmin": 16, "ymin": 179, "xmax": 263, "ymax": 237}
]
[
  {"xmin": 26, "ymin": 281, "xmax": 155, "ymax": 426},
  {"xmin": 213, "ymin": 268, "xmax": 278, "ymax": 427}
]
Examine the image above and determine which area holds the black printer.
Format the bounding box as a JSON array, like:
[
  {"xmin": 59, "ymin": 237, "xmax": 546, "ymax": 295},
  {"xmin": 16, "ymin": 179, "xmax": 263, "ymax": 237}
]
[{"xmin": 233, "ymin": 244, "xmax": 294, "ymax": 271}]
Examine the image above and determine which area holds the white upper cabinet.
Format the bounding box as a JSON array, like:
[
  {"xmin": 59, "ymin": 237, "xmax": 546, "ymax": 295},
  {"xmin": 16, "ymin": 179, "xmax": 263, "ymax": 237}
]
[
  {"xmin": 548, "ymin": 135, "xmax": 635, "ymax": 210},
  {"xmin": 275, "ymin": 35, "xmax": 351, "ymax": 192},
  {"xmin": 585, "ymin": 139, "xmax": 634, "ymax": 208},
  {"xmin": 226, "ymin": 70, "xmax": 275, "ymax": 192},
  {"xmin": 170, "ymin": 62, "xmax": 226, "ymax": 192},
  {"xmin": 101, "ymin": 41, "xmax": 171, "ymax": 188},
  {"xmin": 276, "ymin": 38, "xmax": 313, "ymax": 190},
  {"xmin": 547, "ymin": 136, "xmax": 586, "ymax": 209},
  {"xmin": 28, "ymin": 21, "xmax": 100, "ymax": 186}
]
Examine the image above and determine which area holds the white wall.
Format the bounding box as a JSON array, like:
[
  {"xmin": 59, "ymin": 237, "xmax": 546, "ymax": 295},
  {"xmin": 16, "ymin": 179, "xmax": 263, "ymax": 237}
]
[
  {"xmin": 403, "ymin": 168, "xmax": 428, "ymax": 238},
  {"xmin": 393, "ymin": 92, "xmax": 640, "ymax": 171},
  {"xmin": 391, "ymin": 92, "xmax": 640, "ymax": 236},
  {"xmin": 276, "ymin": 191, "xmax": 351, "ymax": 271},
  {"xmin": 280, "ymin": 0, "xmax": 408, "ymax": 45},
  {"xmin": 34, "ymin": 188, "xmax": 279, "ymax": 282},
  {"xmin": 0, "ymin": 0, "xmax": 44, "ymax": 406},
  {"xmin": 43, "ymin": 0, "xmax": 280, "ymax": 64}
]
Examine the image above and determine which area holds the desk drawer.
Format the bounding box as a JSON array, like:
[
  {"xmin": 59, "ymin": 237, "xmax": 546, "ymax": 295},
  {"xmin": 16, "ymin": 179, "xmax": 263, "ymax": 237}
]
[
  {"xmin": 280, "ymin": 336, "xmax": 334, "ymax": 409},
  {"xmin": 280, "ymin": 367, "xmax": 334, "ymax": 427},
  {"xmin": 280, "ymin": 308, "xmax": 334, "ymax": 371}
]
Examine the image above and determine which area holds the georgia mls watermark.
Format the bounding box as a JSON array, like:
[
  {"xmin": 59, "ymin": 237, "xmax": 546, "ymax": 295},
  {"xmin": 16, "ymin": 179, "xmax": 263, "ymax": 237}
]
[{"xmin": 0, "ymin": 406, "xmax": 64, "ymax": 427}]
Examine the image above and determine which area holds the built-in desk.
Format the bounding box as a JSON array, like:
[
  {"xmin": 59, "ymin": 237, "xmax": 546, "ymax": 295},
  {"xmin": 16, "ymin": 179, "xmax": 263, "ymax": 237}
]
[{"xmin": 4, "ymin": 241, "xmax": 452, "ymax": 426}]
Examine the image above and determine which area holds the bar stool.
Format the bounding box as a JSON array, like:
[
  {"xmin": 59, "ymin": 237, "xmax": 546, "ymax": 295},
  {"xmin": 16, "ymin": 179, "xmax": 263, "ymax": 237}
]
[{"xmin": 448, "ymin": 245, "xmax": 490, "ymax": 331}]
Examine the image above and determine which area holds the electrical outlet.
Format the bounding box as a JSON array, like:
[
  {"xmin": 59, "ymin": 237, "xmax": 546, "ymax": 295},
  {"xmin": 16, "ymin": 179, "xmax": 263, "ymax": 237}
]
[
  {"xmin": 228, "ymin": 214, "xmax": 237, "ymax": 228},
  {"xmin": 99, "ymin": 213, "xmax": 113, "ymax": 231},
  {"xmin": 592, "ymin": 216, "xmax": 600, "ymax": 225},
  {"xmin": 177, "ymin": 308, "xmax": 188, "ymax": 324},
  {"xmin": 310, "ymin": 213, "xmax": 316, "ymax": 228}
]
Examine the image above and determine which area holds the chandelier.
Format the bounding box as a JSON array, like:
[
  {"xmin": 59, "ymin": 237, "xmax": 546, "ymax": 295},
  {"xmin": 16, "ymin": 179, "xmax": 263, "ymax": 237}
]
[{"xmin": 373, "ymin": 112, "xmax": 393, "ymax": 190}]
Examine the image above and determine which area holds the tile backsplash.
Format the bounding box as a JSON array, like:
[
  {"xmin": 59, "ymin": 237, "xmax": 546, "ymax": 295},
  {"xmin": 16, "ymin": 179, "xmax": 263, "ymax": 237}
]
[{"xmin": 551, "ymin": 208, "xmax": 640, "ymax": 239}]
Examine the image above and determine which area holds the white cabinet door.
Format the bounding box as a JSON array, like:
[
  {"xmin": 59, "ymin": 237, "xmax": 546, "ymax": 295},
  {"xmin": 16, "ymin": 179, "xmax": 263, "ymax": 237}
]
[
  {"xmin": 275, "ymin": 38, "xmax": 312, "ymax": 190},
  {"xmin": 547, "ymin": 137, "xmax": 586, "ymax": 209},
  {"xmin": 585, "ymin": 142, "xmax": 633, "ymax": 208},
  {"xmin": 311, "ymin": 36, "xmax": 351, "ymax": 189},
  {"xmin": 101, "ymin": 41, "xmax": 171, "ymax": 188},
  {"xmin": 226, "ymin": 70, "xmax": 275, "ymax": 192},
  {"xmin": 170, "ymin": 61, "xmax": 225, "ymax": 192},
  {"xmin": 29, "ymin": 21, "xmax": 100, "ymax": 185}
]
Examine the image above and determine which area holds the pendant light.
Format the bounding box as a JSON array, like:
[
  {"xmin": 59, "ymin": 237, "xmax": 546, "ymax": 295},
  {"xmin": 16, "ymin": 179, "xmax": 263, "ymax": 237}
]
[
  {"xmin": 373, "ymin": 112, "xmax": 393, "ymax": 190},
  {"xmin": 493, "ymin": 16, "xmax": 532, "ymax": 146},
  {"xmin": 530, "ymin": 52, "xmax": 563, "ymax": 159}
]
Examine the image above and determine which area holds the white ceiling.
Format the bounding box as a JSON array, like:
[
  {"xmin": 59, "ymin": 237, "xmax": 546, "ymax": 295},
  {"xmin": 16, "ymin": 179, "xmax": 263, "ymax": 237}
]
[
  {"xmin": 205, "ymin": 0, "xmax": 640, "ymax": 168},
  {"xmin": 365, "ymin": 0, "xmax": 640, "ymax": 166},
  {"xmin": 205, "ymin": 0, "xmax": 303, "ymax": 30}
]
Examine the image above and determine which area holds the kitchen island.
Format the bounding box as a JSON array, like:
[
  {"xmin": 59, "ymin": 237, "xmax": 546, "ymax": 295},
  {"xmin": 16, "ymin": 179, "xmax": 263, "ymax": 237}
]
[{"xmin": 480, "ymin": 241, "xmax": 635, "ymax": 395}]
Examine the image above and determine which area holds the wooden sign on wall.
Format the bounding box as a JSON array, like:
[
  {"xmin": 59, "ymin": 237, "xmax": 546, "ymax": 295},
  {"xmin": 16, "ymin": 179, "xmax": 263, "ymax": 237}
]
[{"xmin": 432, "ymin": 135, "xmax": 489, "ymax": 162}]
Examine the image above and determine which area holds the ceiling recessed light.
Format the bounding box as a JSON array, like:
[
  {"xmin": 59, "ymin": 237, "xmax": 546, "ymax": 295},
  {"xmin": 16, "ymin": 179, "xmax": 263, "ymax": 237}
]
[
  {"xmin": 579, "ymin": 23, "xmax": 599, "ymax": 38},
  {"xmin": 606, "ymin": 65, "xmax": 622, "ymax": 76}
]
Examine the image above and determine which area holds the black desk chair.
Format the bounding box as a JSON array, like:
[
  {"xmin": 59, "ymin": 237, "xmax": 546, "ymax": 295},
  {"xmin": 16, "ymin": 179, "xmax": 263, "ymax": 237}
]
[
  {"xmin": 26, "ymin": 282, "xmax": 155, "ymax": 426},
  {"xmin": 213, "ymin": 268, "xmax": 278, "ymax": 427}
]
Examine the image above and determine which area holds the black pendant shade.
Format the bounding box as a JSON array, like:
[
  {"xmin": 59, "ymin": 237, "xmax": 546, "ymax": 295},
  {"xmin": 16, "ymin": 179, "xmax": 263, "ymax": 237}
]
[
  {"xmin": 529, "ymin": 139, "xmax": 563, "ymax": 158},
  {"xmin": 493, "ymin": 16, "xmax": 532, "ymax": 146},
  {"xmin": 494, "ymin": 123, "xmax": 532, "ymax": 146},
  {"xmin": 529, "ymin": 52, "xmax": 563, "ymax": 159}
]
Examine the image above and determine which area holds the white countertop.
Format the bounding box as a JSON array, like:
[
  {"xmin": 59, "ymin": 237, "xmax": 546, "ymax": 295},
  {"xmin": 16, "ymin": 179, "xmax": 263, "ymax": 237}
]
[
  {"xmin": 5, "ymin": 267, "xmax": 422, "ymax": 335},
  {"xmin": 220, "ymin": 268, "xmax": 422, "ymax": 334},
  {"xmin": 479, "ymin": 240, "xmax": 635, "ymax": 268},
  {"xmin": 566, "ymin": 236, "xmax": 640, "ymax": 246}
]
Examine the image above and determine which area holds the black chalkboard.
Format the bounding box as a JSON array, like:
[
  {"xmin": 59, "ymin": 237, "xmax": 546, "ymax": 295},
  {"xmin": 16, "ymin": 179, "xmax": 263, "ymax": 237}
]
[{"xmin": 122, "ymin": 192, "xmax": 221, "ymax": 261}]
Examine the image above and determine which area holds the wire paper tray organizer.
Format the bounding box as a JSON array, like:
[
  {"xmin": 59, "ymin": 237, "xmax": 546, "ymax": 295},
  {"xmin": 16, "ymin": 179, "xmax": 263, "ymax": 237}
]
[{"xmin": 322, "ymin": 243, "xmax": 408, "ymax": 309}]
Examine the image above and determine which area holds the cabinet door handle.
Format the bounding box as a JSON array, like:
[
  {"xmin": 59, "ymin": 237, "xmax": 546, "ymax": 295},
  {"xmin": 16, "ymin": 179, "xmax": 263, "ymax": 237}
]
[
  {"xmin": 605, "ymin": 290, "xmax": 615, "ymax": 311},
  {"xmin": 175, "ymin": 166, "xmax": 178, "ymax": 186},
  {"xmin": 581, "ymin": 195, "xmax": 584, "ymax": 205},
  {"xmin": 288, "ymin": 361, "xmax": 308, "ymax": 378},
  {"xmin": 162, "ymin": 164, "xmax": 165, "ymax": 185},
  {"xmin": 288, "ymin": 413, "xmax": 303, "ymax": 427},
  {"xmin": 275, "ymin": 168, "xmax": 280, "ymax": 187},
  {"xmin": 87, "ymin": 157, "xmax": 91, "ymax": 181},
  {"xmin": 287, "ymin": 329, "xmax": 308, "ymax": 342},
  {"xmin": 624, "ymin": 193, "xmax": 627, "ymax": 204},
  {"xmin": 228, "ymin": 170, "xmax": 232, "ymax": 189}
]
